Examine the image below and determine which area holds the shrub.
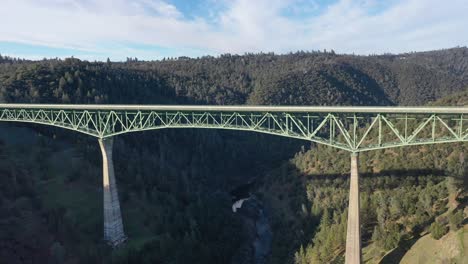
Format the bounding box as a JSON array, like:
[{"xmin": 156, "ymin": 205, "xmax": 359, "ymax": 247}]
[
  {"xmin": 448, "ymin": 210, "xmax": 464, "ymax": 231},
  {"xmin": 429, "ymin": 221, "xmax": 448, "ymax": 240}
]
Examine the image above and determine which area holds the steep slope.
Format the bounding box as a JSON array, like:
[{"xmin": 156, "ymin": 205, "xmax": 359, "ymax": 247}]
[
  {"xmin": 429, "ymin": 88, "xmax": 468, "ymax": 106},
  {"xmin": 399, "ymin": 225, "xmax": 468, "ymax": 264},
  {"xmin": 2, "ymin": 47, "xmax": 468, "ymax": 106}
]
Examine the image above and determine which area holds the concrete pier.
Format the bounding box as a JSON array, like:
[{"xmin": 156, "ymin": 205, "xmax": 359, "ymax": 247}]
[
  {"xmin": 345, "ymin": 153, "xmax": 361, "ymax": 264},
  {"xmin": 99, "ymin": 138, "xmax": 126, "ymax": 247}
]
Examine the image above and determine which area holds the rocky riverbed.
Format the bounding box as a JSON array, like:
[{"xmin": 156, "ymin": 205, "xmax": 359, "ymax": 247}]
[{"xmin": 231, "ymin": 196, "xmax": 272, "ymax": 264}]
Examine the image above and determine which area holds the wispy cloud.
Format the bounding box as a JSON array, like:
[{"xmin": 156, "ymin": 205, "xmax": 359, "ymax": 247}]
[{"xmin": 0, "ymin": 0, "xmax": 467, "ymax": 60}]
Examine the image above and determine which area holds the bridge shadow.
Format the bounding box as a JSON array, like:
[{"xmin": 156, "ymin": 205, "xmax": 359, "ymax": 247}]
[{"xmin": 300, "ymin": 168, "xmax": 446, "ymax": 181}]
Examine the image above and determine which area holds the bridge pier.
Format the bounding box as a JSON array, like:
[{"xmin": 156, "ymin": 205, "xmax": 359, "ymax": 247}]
[
  {"xmin": 98, "ymin": 137, "xmax": 126, "ymax": 247},
  {"xmin": 345, "ymin": 153, "xmax": 361, "ymax": 264}
]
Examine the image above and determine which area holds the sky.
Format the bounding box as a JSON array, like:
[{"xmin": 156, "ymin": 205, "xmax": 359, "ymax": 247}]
[{"xmin": 0, "ymin": 0, "xmax": 467, "ymax": 61}]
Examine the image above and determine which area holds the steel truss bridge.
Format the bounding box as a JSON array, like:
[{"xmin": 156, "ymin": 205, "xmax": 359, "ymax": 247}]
[
  {"xmin": 1, "ymin": 104, "xmax": 467, "ymax": 152},
  {"xmin": 1, "ymin": 104, "xmax": 467, "ymax": 264}
]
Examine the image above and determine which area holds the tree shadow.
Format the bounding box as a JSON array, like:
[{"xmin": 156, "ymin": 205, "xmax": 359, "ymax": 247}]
[{"xmin": 379, "ymin": 234, "xmax": 421, "ymax": 264}]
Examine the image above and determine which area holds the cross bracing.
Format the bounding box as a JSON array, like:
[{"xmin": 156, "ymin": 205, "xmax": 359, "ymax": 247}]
[{"xmin": 0, "ymin": 104, "xmax": 467, "ymax": 152}]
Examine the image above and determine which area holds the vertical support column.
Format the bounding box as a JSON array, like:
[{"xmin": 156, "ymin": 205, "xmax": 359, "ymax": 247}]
[
  {"xmin": 99, "ymin": 137, "xmax": 126, "ymax": 247},
  {"xmin": 345, "ymin": 152, "xmax": 361, "ymax": 264}
]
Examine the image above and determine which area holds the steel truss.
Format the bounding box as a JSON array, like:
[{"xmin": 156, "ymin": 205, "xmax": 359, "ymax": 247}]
[{"xmin": 1, "ymin": 105, "xmax": 467, "ymax": 152}]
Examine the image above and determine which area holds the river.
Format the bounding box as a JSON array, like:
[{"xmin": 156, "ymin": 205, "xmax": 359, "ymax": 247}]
[{"xmin": 230, "ymin": 182, "xmax": 272, "ymax": 264}]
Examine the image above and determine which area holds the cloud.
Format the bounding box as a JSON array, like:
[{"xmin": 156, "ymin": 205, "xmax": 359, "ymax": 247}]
[{"xmin": 0, "ymin": 0, "xmax": 467, "ymax": 60}]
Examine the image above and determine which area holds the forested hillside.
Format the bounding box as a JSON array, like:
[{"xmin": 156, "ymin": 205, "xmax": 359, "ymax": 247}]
[
  {"xmin": 1, "ymin": 47, "xmax": 468, "ymax": 106},
  {"xmin": 0, "ymin": 48, "xmax": 467, "ymax": 264},
  {"xmin": 264, "ymin": 134, "xmax": 466, "ymax": 263}
]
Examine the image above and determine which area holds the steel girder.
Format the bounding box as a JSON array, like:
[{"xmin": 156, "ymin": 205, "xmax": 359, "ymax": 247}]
[{"xmin": 1, "ymin": 106, "xmax": 467, "ymax": 152}]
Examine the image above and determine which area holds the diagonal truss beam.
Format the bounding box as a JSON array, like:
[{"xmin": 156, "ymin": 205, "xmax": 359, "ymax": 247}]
[{"xmin": 0, "ymin": 106, "xmax": 466, "ymax": 152}]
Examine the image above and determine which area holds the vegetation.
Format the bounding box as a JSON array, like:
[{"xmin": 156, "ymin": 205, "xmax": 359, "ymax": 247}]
[
  {"xmin": 2, "ymin": 47, "xmax": 468, "ymax": 106},
  {"xmin": 400, "ymin": 225, "xmax": 468, "ymax": 263},
  {"xmin": 0, "ymin": 48, "xmax": 467, "ymax": 263},
  {"xmin": 430, "ymin": 221, "xmax": 449, "ymax": 240},
  {"xmin": 449, "ymin": 210, "xmax": 464, "ymax": 231},
  {"xmin": 265, "ymin": 143, "xmax": 465, "ymax": 263}
]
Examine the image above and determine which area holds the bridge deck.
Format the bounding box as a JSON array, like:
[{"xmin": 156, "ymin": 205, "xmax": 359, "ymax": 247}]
[{"xmin": 0, "ymin": 104, "xmax": 467, "ymax": 114}]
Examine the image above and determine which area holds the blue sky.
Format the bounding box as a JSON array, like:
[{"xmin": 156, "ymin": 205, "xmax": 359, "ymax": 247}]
[{"xmin": 1, "ymin": 0, "xmax": 467, "ymax": 61}]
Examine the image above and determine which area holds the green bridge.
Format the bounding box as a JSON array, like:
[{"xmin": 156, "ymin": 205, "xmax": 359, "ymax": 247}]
[{"xmin": 1, "ymin": 104, "xmax": 467, "ymax": 264}]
